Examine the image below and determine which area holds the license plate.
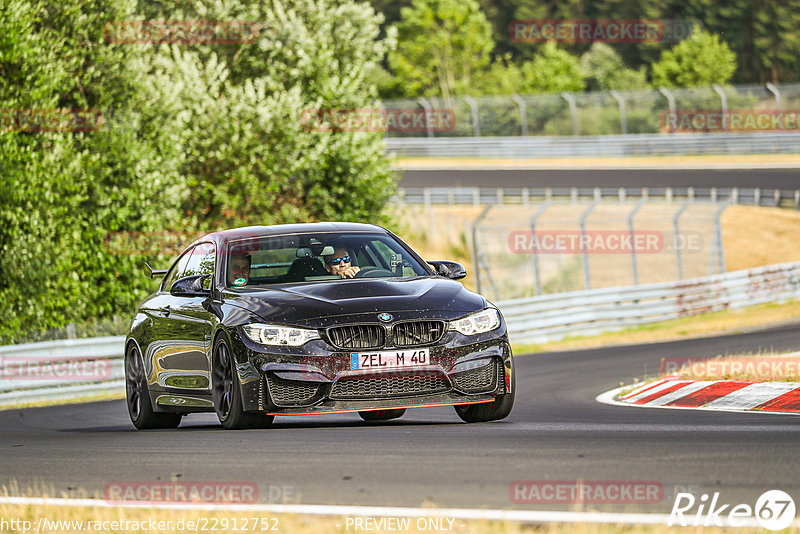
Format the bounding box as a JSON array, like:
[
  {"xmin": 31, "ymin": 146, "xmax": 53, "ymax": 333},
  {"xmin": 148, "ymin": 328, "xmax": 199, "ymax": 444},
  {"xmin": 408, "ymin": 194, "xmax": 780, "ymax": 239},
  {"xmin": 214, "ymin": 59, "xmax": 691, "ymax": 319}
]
[{"xmin": 350, "ymin": 349, "xmax": 430, "ymax": 370}]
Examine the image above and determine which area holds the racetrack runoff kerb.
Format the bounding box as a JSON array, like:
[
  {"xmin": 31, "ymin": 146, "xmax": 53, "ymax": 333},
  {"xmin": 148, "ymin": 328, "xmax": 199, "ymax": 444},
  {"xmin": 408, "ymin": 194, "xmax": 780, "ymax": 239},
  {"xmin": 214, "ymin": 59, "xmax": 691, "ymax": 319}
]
[
  {"xmin": 0, "ymin": 496, "xmax": 793, "ymax": 528},
  {"xmin": 598, "ymin": 379, "xmax": 800, "ymax": 415}
]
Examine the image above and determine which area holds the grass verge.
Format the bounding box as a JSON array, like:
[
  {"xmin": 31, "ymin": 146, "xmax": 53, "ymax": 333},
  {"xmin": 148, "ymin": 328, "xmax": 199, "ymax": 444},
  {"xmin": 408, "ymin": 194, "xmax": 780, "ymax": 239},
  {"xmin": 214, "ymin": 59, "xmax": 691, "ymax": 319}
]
[{"xmin": 0, "ymin": 391, "xmax": 125, "ymax": 412}]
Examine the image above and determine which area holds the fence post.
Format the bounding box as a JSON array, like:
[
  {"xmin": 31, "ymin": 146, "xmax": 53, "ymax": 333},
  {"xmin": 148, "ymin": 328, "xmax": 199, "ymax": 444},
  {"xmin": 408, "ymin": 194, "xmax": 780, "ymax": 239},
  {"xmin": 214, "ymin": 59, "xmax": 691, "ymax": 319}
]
[
  {"xmin": 766, "ymin": 82, "xmax": 781, "ymax": 111},
  {"xmin": 712, "ymin": 85, "xmax": 728, "ymax": 132},
  {"xmin": 464, "ymin": 96, "xmax": 481, "ymax": 137},
  {"xmin": 611, "ymin": 90, "xmax": 627, "ymax": 135},
  {"xmin": 470, "ymin": 205, "xmax": 493, "ymax": 295},
  {"xmin": 673, "ymin": 202, "xmax": 691, "ymax": 279},
  {"xmin": 561, "ymin": 92, "xmax": 579, "ymax": 136},
  {"xmin": 529, "ymin": 201, "xmax": 551, "ymax": 295},
  {"xmin": 417, "ymin": 97, "xmax": 435, "ymax": 138},
  {"xmin": 580, "ymin": 201, "xmax": 599, "ymax": 290},
  {"xmin": 709, "ymin": 201, "xmax": 731, "ymax": 275},
  {"xmin": 512, "ymin": 94, "xmax": 528, "ymax": 136},
  {"xmin": 628, "ymin": 198, "xmax": 648, "ymax": 285},
  {"xmin": 659, "ymin": 88, "xmax": 676, "ymax": 131}
]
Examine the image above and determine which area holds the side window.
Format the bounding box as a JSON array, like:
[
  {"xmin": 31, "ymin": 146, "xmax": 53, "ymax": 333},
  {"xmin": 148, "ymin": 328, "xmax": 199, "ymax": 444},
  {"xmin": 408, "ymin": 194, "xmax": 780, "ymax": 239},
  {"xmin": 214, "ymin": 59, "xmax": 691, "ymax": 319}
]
[
  {"xmin": 162, "ymin": 247, "xmax": 194, "ymax": 292},
  {"xmin": 183, "ymin": 242, "xmax": 216, "ymax": 289}
]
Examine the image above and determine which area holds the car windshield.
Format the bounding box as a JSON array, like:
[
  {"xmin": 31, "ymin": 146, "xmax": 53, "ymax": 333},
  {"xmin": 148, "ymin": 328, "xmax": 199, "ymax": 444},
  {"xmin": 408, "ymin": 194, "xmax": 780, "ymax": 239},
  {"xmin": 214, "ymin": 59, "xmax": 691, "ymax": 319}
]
[{"xmin": 225, "ymin": 232, "xmax": 430, "ymax": 287}]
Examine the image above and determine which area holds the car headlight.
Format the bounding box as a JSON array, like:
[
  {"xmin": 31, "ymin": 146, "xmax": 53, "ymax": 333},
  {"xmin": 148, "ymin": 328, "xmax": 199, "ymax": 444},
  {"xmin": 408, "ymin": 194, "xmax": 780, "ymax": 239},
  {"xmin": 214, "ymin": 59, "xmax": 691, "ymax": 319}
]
[
  {"xmin": 449, "ymin": 308, "xmax": 501, "ymax": 336},
  {"xmin": 242, "ymin": 324, "xmax": 320, "ymax": 346}
]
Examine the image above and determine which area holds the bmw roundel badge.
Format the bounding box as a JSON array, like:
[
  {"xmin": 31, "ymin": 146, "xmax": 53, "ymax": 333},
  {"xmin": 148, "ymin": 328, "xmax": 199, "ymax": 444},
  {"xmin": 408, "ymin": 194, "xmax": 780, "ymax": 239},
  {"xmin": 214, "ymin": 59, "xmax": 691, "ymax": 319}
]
[{"xmin": 378, "ymin": 313, "xmax": 393, "ymax": 322}]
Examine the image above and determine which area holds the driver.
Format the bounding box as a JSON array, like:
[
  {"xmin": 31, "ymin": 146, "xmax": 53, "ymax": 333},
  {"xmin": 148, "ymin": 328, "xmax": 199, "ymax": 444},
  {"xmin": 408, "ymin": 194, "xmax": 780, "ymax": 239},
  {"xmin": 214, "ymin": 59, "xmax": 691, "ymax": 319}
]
[
  {"xmin": 323, "ymin": 247, "xmax": 360, "ymax": 279},
  {"xmin": 229, "ymin": 254, "xmax": 251, "ymax": 286}
]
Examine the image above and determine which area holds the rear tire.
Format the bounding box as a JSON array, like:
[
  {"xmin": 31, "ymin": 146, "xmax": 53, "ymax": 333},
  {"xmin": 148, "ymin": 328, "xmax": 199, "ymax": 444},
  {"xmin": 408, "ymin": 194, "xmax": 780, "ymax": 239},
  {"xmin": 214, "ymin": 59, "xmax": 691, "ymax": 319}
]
[
  {"xmin": 454, "ymin": 361, "xmax": 515, "ymax": 423},
  {"xmin": 358, "ymin": 409, "xmax": 406, "ymax": 421},
  {"xmin": 212, "ymin": 336, "xmax": 273, "ymax": 430},
  {"xmin": 125, "ymin": 343, "xmax": 181, "ymax": 430}
]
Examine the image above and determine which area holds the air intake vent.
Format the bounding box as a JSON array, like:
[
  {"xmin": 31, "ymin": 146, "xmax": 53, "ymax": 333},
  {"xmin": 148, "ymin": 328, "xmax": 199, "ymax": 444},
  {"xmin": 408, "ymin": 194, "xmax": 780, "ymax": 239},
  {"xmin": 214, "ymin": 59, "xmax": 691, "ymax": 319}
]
[
  {"xmin": 327, "ymin": 324, "xmax": 385, "ymax": 349},
  {"xmin": 392, "ymin": 321, "xmax": 445, "ymax": 347},
  {"xmin": 266, "ymin": 375, "xmax": 321, "ymax": 407},
  {"xmin": 452, "ymin": 360, "xmax": 499, "ymax": 393},
  {"xmin": 330, "ymin": 373, "xmax": 450, "ymax": 399}
]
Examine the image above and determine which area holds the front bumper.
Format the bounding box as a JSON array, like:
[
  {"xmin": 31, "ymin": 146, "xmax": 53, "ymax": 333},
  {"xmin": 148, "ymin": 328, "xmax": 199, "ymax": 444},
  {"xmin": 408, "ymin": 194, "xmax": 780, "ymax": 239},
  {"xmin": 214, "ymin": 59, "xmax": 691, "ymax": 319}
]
[{"xmin": 231, "ymin": 327, "xmax": 513, "ymax": 414}]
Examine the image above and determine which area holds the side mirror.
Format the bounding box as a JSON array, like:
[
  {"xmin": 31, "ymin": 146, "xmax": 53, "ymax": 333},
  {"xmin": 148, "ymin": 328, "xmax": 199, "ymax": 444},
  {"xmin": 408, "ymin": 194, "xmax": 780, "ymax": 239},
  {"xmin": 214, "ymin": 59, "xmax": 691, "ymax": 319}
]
[
  {"xmin": 170, "ymin": 274, "xmax": 212, "ymax": 297},
  {"xmin": 428, "ymin": 260, "xmax": 467, "ymax": 280}
]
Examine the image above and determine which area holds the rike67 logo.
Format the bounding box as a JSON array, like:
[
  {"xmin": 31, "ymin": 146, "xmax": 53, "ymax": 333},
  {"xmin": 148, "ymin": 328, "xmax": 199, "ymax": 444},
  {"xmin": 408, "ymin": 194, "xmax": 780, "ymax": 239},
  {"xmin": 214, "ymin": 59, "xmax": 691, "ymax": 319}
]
[{"xmin": 669, "ymin": 490, "xmax": 796, "ymax": 530}]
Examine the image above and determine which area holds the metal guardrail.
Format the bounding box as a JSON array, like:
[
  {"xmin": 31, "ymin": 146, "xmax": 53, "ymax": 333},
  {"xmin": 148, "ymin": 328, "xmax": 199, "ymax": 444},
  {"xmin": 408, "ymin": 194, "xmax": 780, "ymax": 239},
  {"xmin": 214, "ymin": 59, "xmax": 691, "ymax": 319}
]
[
  {"xmin": 496, "ymin": 261, "xmax": 800, "ymax": 345},
  {"xmin": 0, "ymin": 336, "xmax": 125, "ymax": 407},
  {"xmin": 1, "ymin": 262, "xmax": 799, "ymax": 406},
  {"xmin": 397, "ymin": 186, "xmax": 800, "ymax": 209},
  {"xmin": 386, "ymin": 133, "xmax": 800, "ymax": 158}
]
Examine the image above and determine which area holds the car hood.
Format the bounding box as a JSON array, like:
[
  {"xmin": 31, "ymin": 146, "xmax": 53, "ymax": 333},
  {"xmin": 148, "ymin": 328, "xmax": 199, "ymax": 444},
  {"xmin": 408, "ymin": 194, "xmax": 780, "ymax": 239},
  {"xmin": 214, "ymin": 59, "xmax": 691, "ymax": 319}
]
[{"xmin": 223, "ymin": 277, "xmax": 487, "ymax": 326}]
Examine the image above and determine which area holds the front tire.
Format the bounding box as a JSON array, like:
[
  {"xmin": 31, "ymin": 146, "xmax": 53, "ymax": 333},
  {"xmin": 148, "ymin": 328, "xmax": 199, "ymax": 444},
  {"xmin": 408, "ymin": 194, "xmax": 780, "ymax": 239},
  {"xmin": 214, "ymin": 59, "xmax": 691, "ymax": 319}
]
[
  {"xmin": 454, "ymin": 362, "xmax": 515, "ymax": 423},
  {"xmin": 212, "ymin": 336, "xmax": 273, "ymax": 430},
  {"xmin": 358, "ymin": 409, "xmax": 406, "ymax": 421},
  {"xmin": 125, "ymin": 343, "xmax": 181, "ymax": 430}
]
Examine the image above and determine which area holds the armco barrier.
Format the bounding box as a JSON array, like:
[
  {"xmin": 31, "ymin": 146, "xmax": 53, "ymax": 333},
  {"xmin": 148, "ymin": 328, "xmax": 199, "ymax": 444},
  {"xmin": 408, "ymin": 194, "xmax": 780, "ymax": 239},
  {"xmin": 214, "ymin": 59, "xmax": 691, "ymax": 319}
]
[
  {"xmin": 1, "ymin": 262, "xmax": 799, "ymax": 407},
  {"xmin": 496, "ymin": 262, "xmax": 800, "ymax": 344},
  {"xmin": 386, "ymin": 133, "xmax": 800, "ymax": 158},
  {"xmin": 0, "ymin": 336, "xmax": 125, "ymax": 407},
  {"xmin": 397, "ymin": 186, "xmax": 800, "ymax": 209}
]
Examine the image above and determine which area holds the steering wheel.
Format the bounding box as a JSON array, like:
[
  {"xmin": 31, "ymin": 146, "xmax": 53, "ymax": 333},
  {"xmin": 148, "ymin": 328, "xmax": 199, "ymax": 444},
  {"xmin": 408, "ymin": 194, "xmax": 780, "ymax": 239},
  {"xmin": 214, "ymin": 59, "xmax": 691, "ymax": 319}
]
[{"xmin": 354, "ymin": 266, "xmax": 395, "ymax": 278}]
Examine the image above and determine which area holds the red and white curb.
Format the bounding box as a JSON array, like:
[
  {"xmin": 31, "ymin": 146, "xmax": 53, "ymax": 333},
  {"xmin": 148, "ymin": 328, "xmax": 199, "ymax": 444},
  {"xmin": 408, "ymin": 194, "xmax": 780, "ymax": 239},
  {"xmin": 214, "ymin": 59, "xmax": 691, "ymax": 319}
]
[{"xmin": 597, "ymin": 377, "xmax": 800, "ymax": 415}]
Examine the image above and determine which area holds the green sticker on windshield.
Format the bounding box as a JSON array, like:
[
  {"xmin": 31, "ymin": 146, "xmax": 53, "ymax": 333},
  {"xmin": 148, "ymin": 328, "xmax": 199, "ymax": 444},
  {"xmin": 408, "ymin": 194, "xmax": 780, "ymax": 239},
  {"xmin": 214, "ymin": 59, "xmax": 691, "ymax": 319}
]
[{"xmin": 233, "ymin": 277, "xmax": 247, "ymax": 286}]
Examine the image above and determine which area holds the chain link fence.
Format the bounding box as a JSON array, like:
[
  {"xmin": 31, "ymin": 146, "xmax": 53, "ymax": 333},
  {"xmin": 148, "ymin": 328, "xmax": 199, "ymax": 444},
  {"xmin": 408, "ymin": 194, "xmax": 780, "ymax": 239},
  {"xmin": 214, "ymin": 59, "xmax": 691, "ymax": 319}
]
[{"xmin": 382, "ymin": 83, "xmax": 800, "ymax": 137}]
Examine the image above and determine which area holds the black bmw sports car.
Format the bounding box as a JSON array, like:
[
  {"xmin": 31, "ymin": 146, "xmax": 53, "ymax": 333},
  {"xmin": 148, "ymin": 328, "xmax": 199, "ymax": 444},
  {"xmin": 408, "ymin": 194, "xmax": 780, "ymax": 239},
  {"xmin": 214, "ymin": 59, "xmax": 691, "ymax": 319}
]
[{"xmin": 125, "ymin": 223, "xmax": 514, "ymax": 429}]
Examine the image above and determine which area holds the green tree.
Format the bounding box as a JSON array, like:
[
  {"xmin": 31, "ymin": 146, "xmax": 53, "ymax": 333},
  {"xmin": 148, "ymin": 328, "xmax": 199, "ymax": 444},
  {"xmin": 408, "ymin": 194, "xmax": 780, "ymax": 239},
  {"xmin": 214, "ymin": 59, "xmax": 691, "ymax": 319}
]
[
  {"xmin": 387, "ymin": 0, "xmax": 494, "ymax": 99},
  {"xmin": 138, "ymin": 0, "xmax": 397, "ymax": 229},
  {"xmin": 580, "ymin": 43, "xmax": 649, "ymax": 91},
  {"xmin": 0, "ymin": 0, "xmax": 185, "ymax": 342},
  {"xmin": 520, "ymin": 41, "xmax": 585, "ymax": 93},
  {"xmin": 651, "ymin": 28, "xmax": 736, "ymax": 87}
]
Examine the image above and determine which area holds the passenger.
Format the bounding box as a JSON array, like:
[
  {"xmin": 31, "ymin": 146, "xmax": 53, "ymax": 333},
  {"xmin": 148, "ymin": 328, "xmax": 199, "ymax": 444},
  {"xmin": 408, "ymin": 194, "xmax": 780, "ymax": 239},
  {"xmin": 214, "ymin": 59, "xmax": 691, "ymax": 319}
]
[{"xmin": 229, "ymin": 254, "xmax": 251, "ymax": 285}]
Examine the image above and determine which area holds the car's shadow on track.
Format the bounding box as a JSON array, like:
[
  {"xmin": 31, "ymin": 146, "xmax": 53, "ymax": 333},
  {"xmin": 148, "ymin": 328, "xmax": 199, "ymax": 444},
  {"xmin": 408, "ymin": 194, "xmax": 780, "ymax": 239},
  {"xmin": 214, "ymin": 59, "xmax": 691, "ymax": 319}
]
[{"xmin": 62, "ymin": 417, "xmax": 468, "ymax": 433}]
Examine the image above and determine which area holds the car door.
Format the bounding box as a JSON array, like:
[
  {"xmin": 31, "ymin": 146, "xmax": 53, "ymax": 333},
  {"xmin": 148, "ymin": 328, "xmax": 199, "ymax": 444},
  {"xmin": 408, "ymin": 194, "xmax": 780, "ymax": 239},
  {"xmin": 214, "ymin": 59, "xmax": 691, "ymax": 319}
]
[
  {"xmin": 159, "ymin": 241, "xmax": 217, "ymax": 392},
  {"xmin": 140, "ymin": 247, "xmax": 194, "ymax": 388}
]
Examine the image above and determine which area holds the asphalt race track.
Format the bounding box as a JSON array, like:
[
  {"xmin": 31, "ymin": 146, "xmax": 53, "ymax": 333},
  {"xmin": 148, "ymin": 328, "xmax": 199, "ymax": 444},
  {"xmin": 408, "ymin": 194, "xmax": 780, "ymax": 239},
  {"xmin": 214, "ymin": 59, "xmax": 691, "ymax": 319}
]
[
  {"xmin": 2, "ymin": 323, "xmax": 799, "ymax": 514},
  {"xmin": 399, "ymin": 168, "xmax": 800, "ymax": 189}
]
